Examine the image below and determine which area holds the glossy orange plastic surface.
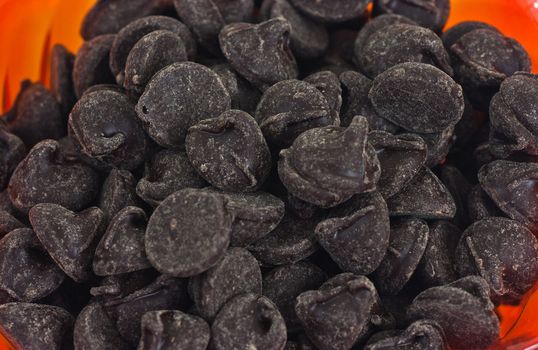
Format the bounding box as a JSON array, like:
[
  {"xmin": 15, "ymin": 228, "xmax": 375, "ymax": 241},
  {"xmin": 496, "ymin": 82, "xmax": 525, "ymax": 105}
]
[{"xmin": 0, "ymin": 0, "xmax": 538, "ymax": 349}]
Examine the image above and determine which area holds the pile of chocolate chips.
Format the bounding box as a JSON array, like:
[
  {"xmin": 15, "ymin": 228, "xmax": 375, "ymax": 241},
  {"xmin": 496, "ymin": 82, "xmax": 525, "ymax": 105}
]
[{"xmin": 1, "ymin": 0, "xmax": 538, "ymax": 349}]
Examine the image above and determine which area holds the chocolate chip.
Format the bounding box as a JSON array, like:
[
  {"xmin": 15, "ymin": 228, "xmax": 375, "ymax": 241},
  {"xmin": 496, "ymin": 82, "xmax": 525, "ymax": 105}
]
[
  {"xmin": 74, "ymin": 302, "xmax": 131, "ymax": 350},
  {"xmin": 124, "ymin": 30, "xmax": 188, "ymax": 96},
  {"xmin": 455, "ymin": 217, "xmax": 538, "ymax": 304},
  {"xmin": 372, "ymin": 0, "xmax": 450, "ymax": 32},
  {"xmin": 372, "ymin": 218, "xmax": 429, "ymax": 295},
  {"xmin": 0, "ymin": 229, "xmax": 65, "ymax": 301},
  {"xmin": 0, "ymin": 128, "xmax": 26, "ymax": 190},
  {"xmin": 369, "ymin": 62, "xmax": 465, "ymax": 134},
  {"xmin": 69, "ymin": 89, "xmax": 149, "ymax": 170},
  {"xmin": 202, "ymin": 188, "xmax": 285, "ymax": 247},
  {"xmin": 211, "ymin": 63, "xmax": 261, "ymax": 114},
  {"xmin": 0, "ymin": 302, "xmax": 73, "ymax": 350},
  {"xmin": 365, "ymin": 319, "xmax": 446, "ymax": 350},
  {"xmin": 386, "ymin": 167, "xmax": 457, "ymax": 220},
  {"xmin": 136, "ymin": 61, "xmax": 231, "ymax": 147},
  {"xmin": 99, "ymin": 169, "xmax": 141, "ymax": 221},
  {"xmin": 219, "ymin": 18, "xmax": 298, "ymax": 90},
  {"xmin": 263, "ymin": 262, "xmax": 327, "ymax": 330},
  {"xmin": 478, "ymin": 160, "xmax": 538, "ymax": 231},
  {"xmin": 29, "ymin": 203, "xmax": 105, "ymax": 282},
  {"xmin": 109, "ymin": 15, "xmax": 196, "ymax": 84},
  {"xmin": 316, "ymin": 191, "xmax": 390, "ymax": 275},
  {"xmin": 295, "ymin": 274, "xmax": 378, "ymax": 350},
  {"xmin": 255, "ymin": 79, "xmax": 339, "ymax": 149},
  {"xmin": 189, "ymin": 247, "xmax": 262, "ymax": 320},
  {"xmin": 211, "ymin": 293, "xmax": 287, "ymax": 350},
  {"xmin": 186, "ymin": 109, "xmax": 272, "ymax": 192},
  {"xmin": 50, "ymin": 44, "xmax": 77, "ymax": 117},
  {"xmin": 467, "ymin": 184, "xmax": 504, "ymax": 222},
  {"xmin": 93, "ymin": 206, "xmax": 151, "ymax": 276},
  {"xmin": 145, "ymin": 188, "xmax": 232, "ymax": 277},
  {"xmin": 279, "ymin": 116, "xmax": 380, "ymax": 208},
  {"xmin": 73, "ymin": 34, "xmax": 116, "ymax": 98}
]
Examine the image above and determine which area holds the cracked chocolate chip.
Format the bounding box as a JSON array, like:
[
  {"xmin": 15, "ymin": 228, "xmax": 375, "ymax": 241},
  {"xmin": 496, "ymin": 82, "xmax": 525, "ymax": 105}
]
[
  {"xmin": 104, "ymin": 275, "xmax": 189, "ymax": 346},
  {"xmin": 279, "ymin": 116, "xmax": 380, "ymax": 208},
  {"xmin": 203, "ymin": 188, "xmax": 285, "ymax": 247},
  {"xmin": 145, "ymin": 188, "xmax": 232, "ymax": 277},
  {"xmin": 29, "ymin": 203, "xmax": 105, "ymax": 282},
  {"xmin": 50, "ymin": 44, "xmax": 77, "ymax": 117},
  {"xmin": 386, "ymin": 167, "xmax": 457, "ymax": 220},
  {"xmin": 316, "ymin": 191, "xmax": 390, "ymax": 275},
  {"xmin": 69, "ymin": 89, "xmax": 149, "ymax": 170},
  {"xmin": 93, "ymin": 206, "xmax": 151, "ymax": 276},
  {"xmin": 369, "ymin": 62, "xmax": 465, "ymax": 134},
  {"xmin": 73, "ymin": 34, "xmax": 116, "ymax": 98},
  {"xmin": 295, "ymin": 274, "xmax": 378, "ymax": 350},
  {"xmin": 8, "ymin": 140, "xmax": 100, "ymax": 213},
  {"xmin": 455, "ymin": 217, "xmax": 538, "ymax": 304},
  {"xmin": 138, "ymin": 310, "xmax": 211, "ymax": 350},
  {"xmin": 0, "ymin": 228, "xmax": 65, "ymax": 301},
  {"xmin": 109, "ymin": 15, "xmax": 196, "ymax": 84},
  {"xmin": 124, "ymin": 30, "xmax": 188, "ymax": 96},
  {"xmin": 174, "ymin": 0, "xmax": 254, "ymax": 54},
  {"xmin": 263, "ymin": 0, "xmax": 329, "ymax": 60},
  {"xmin": 372, "ymin": 218, "xmax": 429, "ymax": 295},
  {"xmin": 289, "ymin": 0, "xmax": 369, "ymax": 23},
  {"xmin": 478, "ymin": 160, "xmax": 538, "ymax": 232},
  {"xmin": 189, "ymin": 247, "xmax": 262, "ymax": 320},
  {"xmin": 373, "ymin": 0, "xmax": 450, "ymax": 32},
  {"xmin": 263, "ymin": 262, "xmax": 327, "ymax": 330},
  {"xmin": 369, "ymin": 131, "xmax": 427, "ymax": 199},
  {"xmin": 355, "ymin": 23, "xmax": 452, "ymax": 79},
  {"xmin": 136, "ymin": 61, "xmax": 231, "ymax": 147},
  {"xmin": 489, "ymin": 72, "xmax": 538, "ymax": 158},
  {"xmin": 137, "ymin": 149, "xmax": 206, "ymax": 207},
  {"xmin": 186, "ymin": 109, "xmax": 272, "ymax": 192},
  {"xmin": 408, "ymin": 276, "xmax": 500, "ymax": 350},
  {"xmin": 211, "ymin": 293, "xmax": 287, "ymax": 350},
  {"xmin": 219, "ymin": 18, "xmax": 298, "ymax": 90},
  {"xmin": 255, "ymin": 79, "xmax": 339, "ymax": 149},
  {"xmin": 5, "ymin": 81, "xmax": 65, "ymax": 147},
  {"xmin": 415, "ymin": 220, "xmax": 461, "ymax": 288},
  {"xmin": 0, "ymin": 302, "xmax": 73, "ymax": 350}
]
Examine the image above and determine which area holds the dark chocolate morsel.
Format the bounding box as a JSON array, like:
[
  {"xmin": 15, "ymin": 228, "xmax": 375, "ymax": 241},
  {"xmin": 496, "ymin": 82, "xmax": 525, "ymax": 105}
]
[
  {"xmin": 0, "ymin": 302, "xmax": 73, "ymax": 350},
  {"xmin": 211, "ymin": 293, "xmax": 287, "ymax": 350},
  {"xmin": 189, "ymin": 247, "xmax": 262, "ymax": 320},
  {"xmin": 279, "ymin": 116, "xmax": 380, "ymax": 208},
  {"xmin": 0, "ymin": 128, "xmax": 26, "ymax": 190},
  {"xmin": 145, "ymin": 188, "xmax": 232, "ymax": 277},
  {"xmin": 455, "ymin": 217, "xmax": 538, "ymax": 304},
  {"xmin": 8, "ymin": 140, "xmax": 100, "ymax": 214},
  {"xmin": 219, "ymin": 18, "xmax": 298, "ymax": 90},
  {"xmin": 365, "ymin": 319, "xmax": 447, "ymax": 350},
  {"xmin": 369, "ymin": 62, "xmax": 465, "ymax": 134},
  {"xmin": 29, "ymin": 203, "xmax": 105, "ymax": 282},
  {"xmin": 136, "ymin": 61, "xmax": 231, "ymax": 147},
  {"xmin": 372, "ymin": 0, "xmax": 450, "ymax": 32},
  {"xmin": 99, "ymin": 169, "xmax": 140, "ymax": 221},
  {"xmin": 50, "ymin": 44, "xmax": 77, "ymax": 117},
  {"xmin": 316, "ymin": 191, "xmax": 390, "ymax": 275},
  {"xmin": 289, "ymin": 0, "xmax": 370, "ymax": 23},
  {"xmin": 0, "ymin": 229, "xmax": 65, "ymax": 302},
  {"xmin": 186, "ymin": 109, "xmax": 272, "ymax": 192},
  {"xmin": 386, "ymin": 167, "xmax": 457, "ymax": 220},
  {"xmin": 372, "ymin": 218, "xmax": 429, "ymax": 295},
  {"xmin": 93, "ymin": 206, "xmax": 152, "ymax": 276}
]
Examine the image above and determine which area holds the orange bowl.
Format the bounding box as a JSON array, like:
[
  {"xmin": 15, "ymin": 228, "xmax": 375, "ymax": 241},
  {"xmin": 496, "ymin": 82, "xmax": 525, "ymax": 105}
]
[{"xmin": 0, "ymin": 0, "xmax": 538, "ymax": 349}]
